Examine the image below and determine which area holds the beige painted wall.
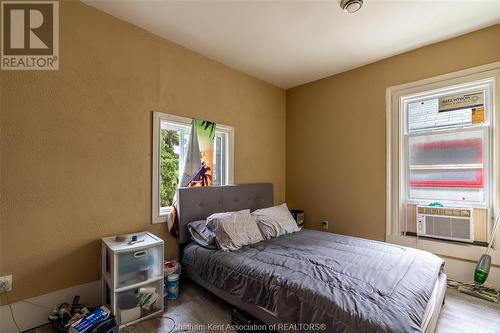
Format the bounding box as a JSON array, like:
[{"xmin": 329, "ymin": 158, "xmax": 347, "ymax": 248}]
[
  {"xmin": 0, "ymin": 1, "xmax": 285, "ymax": 303},
  {"xmin": 286, "ymin": 24, "xmax": 500, "ymax": 240}
]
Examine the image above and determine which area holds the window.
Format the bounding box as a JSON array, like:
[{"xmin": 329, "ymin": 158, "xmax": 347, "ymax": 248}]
[
  {"xmin": 152, "ymin": 112, "xmax": 234, "ymax": 223},
  {"xmin": 387, "ymin": 63, "xmax": 500, "ymax": 253},
  {"xmin": 403, "ymin": 82, "xmax": 492, "ymax": 207}
]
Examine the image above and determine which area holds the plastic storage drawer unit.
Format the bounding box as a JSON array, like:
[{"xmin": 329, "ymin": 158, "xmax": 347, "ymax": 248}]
[
  {"xmin": 114, "ymin": 279, "xmax": 163, "ymax": 325},
  {"xmin": 115, "ymin": 246, "xmax": 162, "ymax": 288},
  {"xmin": 101, "ymin": 232, "xmax": 164, "ymax": 327}
]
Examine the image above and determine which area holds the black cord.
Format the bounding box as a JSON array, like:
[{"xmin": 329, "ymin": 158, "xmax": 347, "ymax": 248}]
[
  {"xmin": 124, "ymin": 314, "xmax": 178, "ymax": 333},
  {"xmin": 1, "ymin": 286, "xmax": 53, "ymax": 333},
  {"xmin": 161, "ymin": 315, "xmax": 177, "ymax": 333},
  {"xmin": 2, "ymin": 288, "xmax": 22, "ymax": 333}
]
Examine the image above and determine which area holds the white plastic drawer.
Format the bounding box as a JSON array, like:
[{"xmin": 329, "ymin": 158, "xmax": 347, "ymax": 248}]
[
  {"xmin": 116, "ymin": 245, "xmax": 162, "ymax": 288},
  {"xmin": 115, "ymin": 280, "xmax": 163, "ymax": 325}
]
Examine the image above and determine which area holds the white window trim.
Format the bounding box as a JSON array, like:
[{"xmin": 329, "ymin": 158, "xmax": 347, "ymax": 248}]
[
  {"xmin": 386, "ymin": 62, "xmax": 500, "ymax": 264},
  {"xmin": 152, "ymin": 112, "xmax": 234, "ymax": 224}
]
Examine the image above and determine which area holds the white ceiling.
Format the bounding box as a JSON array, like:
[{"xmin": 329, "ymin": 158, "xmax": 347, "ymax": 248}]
[{"xmin": 83, "ymin": 0, "xmax": 500, "ymax": 89}]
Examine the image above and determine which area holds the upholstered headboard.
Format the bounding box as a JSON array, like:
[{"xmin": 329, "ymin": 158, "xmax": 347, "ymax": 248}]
[{"xmin": 176, "ymin": 183, "xmax": 274, "ymax": 244}]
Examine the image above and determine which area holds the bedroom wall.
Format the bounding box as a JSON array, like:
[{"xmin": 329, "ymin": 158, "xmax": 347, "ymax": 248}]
[
  {"xmin": 0, "ymin": 1, "xmax": 285, "ymax": 303},
  {"xmin": 286, "ymin": 23, "xmax": 500, "ymax": 240},
  {"xmin": 286, "ymin": 24, "xmax": 500, "ymax": 287}
]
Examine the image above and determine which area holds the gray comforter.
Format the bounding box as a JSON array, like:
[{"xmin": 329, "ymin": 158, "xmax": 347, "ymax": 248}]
[{"xmin": 182, "ymin": 229, "xmax": 444, "ymax": 333}]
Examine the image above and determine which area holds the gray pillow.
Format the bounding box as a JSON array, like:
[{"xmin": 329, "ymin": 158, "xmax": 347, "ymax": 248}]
[
  {"xmin": 206, "ymin": 209, "xmax": 263, "ymax": 251},
  {"xmin": 252, "ymin": 203, "xmax": 300, "ymax": 239},
  {"xmin": 187, "ymin": 220, "xmax": 218, "ymax": 249}
]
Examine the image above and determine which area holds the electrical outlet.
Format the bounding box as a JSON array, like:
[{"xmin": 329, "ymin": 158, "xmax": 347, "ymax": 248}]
[
  {"xmin": 321, "ymin": 220, "xmax": 329, "ymax": 230},
  {"xmin": 0, "ymin": 275, "xmax": 12, "ymax": 292}
]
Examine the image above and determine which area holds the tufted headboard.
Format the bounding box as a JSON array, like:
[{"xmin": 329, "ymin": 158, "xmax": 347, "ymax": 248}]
[{"xmin": 176, "ymin": 183, "xmax": 274, "ymax": 244}]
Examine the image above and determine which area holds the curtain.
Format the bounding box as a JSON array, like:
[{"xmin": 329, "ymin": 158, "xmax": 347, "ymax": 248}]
[
  {"xmin": 167, "ymin": 119, "xmax": 216, "ymax": 237},
  {"xmin": 180, "ymin": 119, "xmax": 216, "ymax": 187}
]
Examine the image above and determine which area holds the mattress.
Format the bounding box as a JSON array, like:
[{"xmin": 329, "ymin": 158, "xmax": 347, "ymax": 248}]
[
  {"xmin": 182, "ymin": 229, "xmax": 444, "ymax": 333},
  {"xmin": 421, "ymin": 277, "xmax": 439, "ymax": 332}
]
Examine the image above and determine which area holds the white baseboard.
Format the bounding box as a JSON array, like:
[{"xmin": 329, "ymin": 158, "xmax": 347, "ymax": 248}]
[
  {"xmin": 386, "ymin": 235, "xmax": 500, "ymax": 289},
  {"xmin": 0, "ymin": 280, "xmax": 101, "ymax": 333}
]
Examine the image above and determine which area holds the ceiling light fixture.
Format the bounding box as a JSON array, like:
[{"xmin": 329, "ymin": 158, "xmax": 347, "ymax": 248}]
[{"xmin": 340, "ymin": 0, "xmax": 363, "ymax": 14}]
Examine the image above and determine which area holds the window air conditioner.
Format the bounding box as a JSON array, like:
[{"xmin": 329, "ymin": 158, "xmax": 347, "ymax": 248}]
[{"xmin": 416, "ymin": 206, "xmax": 474, "ymax": 242}]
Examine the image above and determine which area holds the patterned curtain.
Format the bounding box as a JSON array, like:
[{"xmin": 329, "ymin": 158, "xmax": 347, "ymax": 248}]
[
  {"xmin": 168, "ymin": 119, "xmax": 216, "ymax": 237},
  {"xmin": 180, "ymin": 119, "xmax": 216, "ymax": 187}
]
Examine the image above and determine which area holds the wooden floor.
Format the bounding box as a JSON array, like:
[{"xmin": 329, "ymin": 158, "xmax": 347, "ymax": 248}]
[{"xmin": 29, "ymin": 279, "xmax": 500, "ymax": 333}]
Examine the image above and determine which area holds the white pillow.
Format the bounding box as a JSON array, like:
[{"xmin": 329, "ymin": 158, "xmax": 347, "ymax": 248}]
[
  {"xmin": 251, "ymin": 203, "xmax": 300, "ymax": 239},
  {"xmin": 206, "ymin": 209, "xmax": 263, "ymax": 251}
]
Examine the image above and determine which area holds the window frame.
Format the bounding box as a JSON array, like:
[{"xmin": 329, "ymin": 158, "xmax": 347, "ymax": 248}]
[
  {"xmin": 386, "ymin": 62, "xmax": 500, "ymax": 260},
  {"xmin": 152, "ymin": 112, "xmax": 234, "ymax": 224}
]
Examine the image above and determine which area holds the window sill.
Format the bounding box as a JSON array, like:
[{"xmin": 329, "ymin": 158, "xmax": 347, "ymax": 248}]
[
  {"xmin": 386, "ymin": 234, "xmax": 500, "ymax": 266},
  {"xmin": 152, "ymin": 216, "xmax": 167, "ymax": 224},
  {"xmin": 152, "ymin": 208, "xmax": 171, "ymax": 224},
  {"xmin": 402, "ymin": 232, "xmax": 488, "ymax": 247}
]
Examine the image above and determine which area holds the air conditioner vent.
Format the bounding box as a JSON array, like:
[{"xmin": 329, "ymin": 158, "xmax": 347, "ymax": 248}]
[{"xmin": 416, "ymin": 206, "xmax": 473, "ymax": 242}]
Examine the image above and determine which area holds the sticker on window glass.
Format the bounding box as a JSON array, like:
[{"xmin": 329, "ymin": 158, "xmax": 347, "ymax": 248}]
[
  {"xmin": 438, "ymin": 91, "xmax": 483, "ymax": 112},
  {"xmin": 471, "ymin": 107, "xmax": 485, "ymax": 124}
]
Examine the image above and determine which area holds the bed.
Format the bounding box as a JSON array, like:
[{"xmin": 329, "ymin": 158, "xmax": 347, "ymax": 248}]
[{"xmin": 177, "ymin": 183, "xmax": 447, "ymax": 333}]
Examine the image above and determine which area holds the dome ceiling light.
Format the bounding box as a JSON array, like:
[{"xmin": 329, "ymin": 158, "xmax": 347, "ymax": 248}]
[{"xmin": 340, "ymin": 0, "xmax": 363, "ymax": 14}]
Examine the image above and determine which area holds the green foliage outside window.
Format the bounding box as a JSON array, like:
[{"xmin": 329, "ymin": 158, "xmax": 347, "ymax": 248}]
[{"xmin": 160, "ymin": 129, "xmax": 180, "ymax": 207}]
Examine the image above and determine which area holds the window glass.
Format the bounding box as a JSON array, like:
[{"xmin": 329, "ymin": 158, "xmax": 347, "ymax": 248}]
[
  {"xmin": 404, "ymin": 86, "xmax": 490, "ymax": 207},
  {"xmin": 407, "ymin": 90, "xmax": 486, "ymax": 132},
  {"xmin": 159, "ymin": 120, "xmax": 227, "ymax": 209},
  {"xmin": 159, "ymin": 122, "xmax": 189, "ymax": 208},
  {"xmin": 159, "ymin": 128, "xmax": 179, "ymax": 208},
  {"xmin": 213, "ymin": 134, "xmax": 224, "ymax": 185},
  {"xmin": 407, "ymin": 99, "xmax": 473, "ymax": 131}
]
